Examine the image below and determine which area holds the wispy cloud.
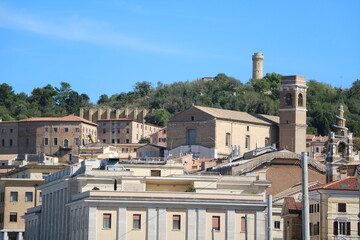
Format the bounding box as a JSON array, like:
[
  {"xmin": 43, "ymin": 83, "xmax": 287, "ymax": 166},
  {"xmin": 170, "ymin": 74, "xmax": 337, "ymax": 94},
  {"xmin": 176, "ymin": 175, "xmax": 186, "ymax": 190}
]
[{"xmin": 0, "ymin": 3, "xmax": 190, "ymax": 56}]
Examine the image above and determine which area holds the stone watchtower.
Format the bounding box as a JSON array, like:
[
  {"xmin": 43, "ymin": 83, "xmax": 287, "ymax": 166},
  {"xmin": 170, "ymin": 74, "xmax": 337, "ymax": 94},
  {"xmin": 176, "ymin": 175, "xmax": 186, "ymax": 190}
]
[
  {"xmin": 279, "ymin": 75, "xmax": 307, "ymax": 153},
  {"xmin": 252, "ymin": 52, "xmax": 264, "ymax": 79}
]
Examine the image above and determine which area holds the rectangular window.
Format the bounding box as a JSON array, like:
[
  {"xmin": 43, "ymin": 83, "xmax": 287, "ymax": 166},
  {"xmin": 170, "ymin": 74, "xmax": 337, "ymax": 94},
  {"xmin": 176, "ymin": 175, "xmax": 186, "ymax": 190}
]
[
  {"xmin": 103, "ymin": 129, "xmax": 106, "ymax": 133},
  {"xmin": 9, "ymin": 212, "xmax": 17, "ymax": 222},
  {"xmin": 126, "ymin": 139, "xmax": 129, "ymax": 143},
  {"xmin": 126, "ymin": 128, "xmax": 129, "ymax": 134},
  {"xmin": 74, "ymin": 138, "xmax": 80, "ymax": 145},
  {"xmin": 117, "ymin": 139, "xmax": 120, "ymax": 144},
  {"xmin": 112, "ymin": 139, "xmax": 115, "ymax": 144},
  {"xmin": 245, "ymin": 135, "xmax": 250, "ymax": 149},
  {"xmin": 54, "ymin": 138, "xmax": 58, "ymax": 146},
  {"xmin": 10, "ymin": 192, "xmax": 18, "ymax": 201},
  {"xmin": 65, "ymin": 128, "xmax": 69, "ymax": 132},
  {"xmin": 151, "ymin": 170, "xmax": 161, "ymax": 176},
  {"xmin": 187, "ymin": 129, "xmax": 196, "ymax": 145},
  {"xmin": 25, "ymin": 192, "xmax": 33, "ymax": 202},
  {"xmin": 45, "ymin": 127, "xmax": 48, "ymax": 132},
  {"xmin": 76, "ymin": 128, "xmax": 79, "ymax": 132},
  {"xmin": 103, "ymin": 213, "xmax": 111, "ymax": 229},
  {"xmin": 44, "ymin": 138, "xmax": 49, "ymax": 145},
  {"xmin": 265, "ymin": 137, "xmax": 270, "ymax": 146},
  {"xmin": 39, "ymin": 192, "xmax": 42, "ymax": 202},
  {"xmin": 133, "ymin": 214, "xmax": 141, "ymax": 229},
  {"xmin": 225, "ymin": 133, "xmax": 230, "ymax": 146},
  {"xmin": 274, "ymin": 221, "xmax": 280, "ymax": 229},
  {"xmin": 122, "ymin": 148, "xmax": 128, "ymax": 153},
  {"xmin": 153, "ymin": 138, "xmax": 157, "ymax": 143},
  {"xmin": 338, "ymin": 203, "xmax": 347, "ymax": 212},
  {"xmin": 172, "ymin": 215, "xmax": 181, "ymax": 230},
  {"xmin": 212, "ymin": 216, "xmax": 220, "ymax": 231},
  {"xmin": 54, "ymin": 128, "xmax": 58, "ymax": 132},
  {"xmin": 241, "ymin": 216, "xmax": 246, "ymax": 232}
]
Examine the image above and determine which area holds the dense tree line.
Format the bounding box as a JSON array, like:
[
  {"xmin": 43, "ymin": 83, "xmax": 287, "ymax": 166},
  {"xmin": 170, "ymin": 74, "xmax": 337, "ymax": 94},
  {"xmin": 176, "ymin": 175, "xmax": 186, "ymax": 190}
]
[{"xmin": 1, "ymin": 74, "xmax": 360, "ymax": 141}]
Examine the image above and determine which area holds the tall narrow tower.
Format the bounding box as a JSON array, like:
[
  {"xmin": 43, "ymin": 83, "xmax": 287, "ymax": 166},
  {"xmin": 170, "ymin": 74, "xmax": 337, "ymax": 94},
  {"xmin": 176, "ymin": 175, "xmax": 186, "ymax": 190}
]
[
  {"xmin": 252, "ymin": 52, "xmax": 264, "ymax": 79},
  {"xmin": 279, "ymin": 75, "xmax": 307, "ymax": 153}
]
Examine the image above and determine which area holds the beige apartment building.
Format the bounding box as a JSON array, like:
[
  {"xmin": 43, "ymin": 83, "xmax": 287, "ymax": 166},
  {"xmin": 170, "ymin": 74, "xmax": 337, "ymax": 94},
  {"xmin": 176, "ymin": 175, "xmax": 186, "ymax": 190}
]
[
  {"xmin": 24, "ymin": 160, "xmax": 271, "ymax": 240},
  {"xmin": 150, "ymin": 128, "xmax": 167, "ymax": 147},
  {"xmin": 0, "ymin": 116, "xmax": 98, "ymax": 162},
  {"xmin": 308, "ymin": 177, "xmax": 360, "ymax": 239},
  {"xmin": 0, "ymin": 165, "xmax": 66, "ymax": 240},
  {"xmin": 97, "ymin": 119, "xmax": 160, "ymax": 144}
]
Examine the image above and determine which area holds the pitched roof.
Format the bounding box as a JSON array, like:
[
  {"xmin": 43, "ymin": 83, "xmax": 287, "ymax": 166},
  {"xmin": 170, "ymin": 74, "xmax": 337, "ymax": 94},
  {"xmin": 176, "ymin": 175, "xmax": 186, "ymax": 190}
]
[
  {"xmin": 309, "ymin": 177, "xmax": 360, "ymax": 191},
  {"xmin": 20, "ymin": 115, "xmax": 97, "ymax": 126},
  {"xmin": 194, "ymin": 106, "xmax": 279, "ymax": 125},
  {"xmin": 284, "ymin": 197, "xmax": 302, "ymax": 211}
]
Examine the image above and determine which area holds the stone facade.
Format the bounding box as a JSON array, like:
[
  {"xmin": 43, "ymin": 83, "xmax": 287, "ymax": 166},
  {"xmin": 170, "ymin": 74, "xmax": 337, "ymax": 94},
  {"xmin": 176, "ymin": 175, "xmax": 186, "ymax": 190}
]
[
  {"xmin": 252, "ymin": 52, "xmax": 264, "ymax": 79},
  {"xmin": 77, "ymin": 108, "xmax": 149, "ymax": 124}
]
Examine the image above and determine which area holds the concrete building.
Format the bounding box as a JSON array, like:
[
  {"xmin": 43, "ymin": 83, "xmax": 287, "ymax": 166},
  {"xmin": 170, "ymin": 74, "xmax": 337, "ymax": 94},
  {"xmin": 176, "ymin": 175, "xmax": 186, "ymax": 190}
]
[
  {"xmin": 150, "ymin": 128, "xmax": 167, "ymax": 147},
  {"xmin": 97, "ymin": 119, "xmax": 160, "ymax": 145},
  {"xmin": 252, "ymin": 53, "xmax": 264, "ymax": 79},
  {"xmin": 308, "ymin": 177, "xmax": 360, "ymax": 239},
  {"xmin": 24, "ymin": 161, "xmax": 271, "ymax": 240},
  {"xmin": 0, "ymin": 165, "xmax": 66, "ymax": 240},
  {"xmin": 0, "ymin": 116, "xmax": 98, "ymax": 162}
]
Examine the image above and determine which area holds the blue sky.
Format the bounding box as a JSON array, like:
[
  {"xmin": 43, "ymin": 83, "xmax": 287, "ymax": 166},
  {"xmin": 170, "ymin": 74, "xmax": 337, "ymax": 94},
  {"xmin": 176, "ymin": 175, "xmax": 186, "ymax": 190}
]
[{"xmin": 1, "ymin": 1, "xmax": 359, "ymax": 103}]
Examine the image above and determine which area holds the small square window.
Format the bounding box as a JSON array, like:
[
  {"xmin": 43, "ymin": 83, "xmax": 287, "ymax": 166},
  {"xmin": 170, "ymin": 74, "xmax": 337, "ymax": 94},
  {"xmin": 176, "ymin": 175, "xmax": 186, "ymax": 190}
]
[
  {"xmin": 133, "ymin": 214, "xmax": 141, "ymax": 229},
  {"xmin": 338, "ymin": 203, "xmax": 347, "ymax": 212},
  {"xmin": 10, "ymin": 192, "xmax": 18, "ymax": 201},
  {"xmin": 9, "ymin": 212, "xmax": 17, "ymax": 222},
  {"xmin": 103, "ymin": 213, "xmax": 111, "ymax": 229},
  {"xmin": 54, "ymin": 128, "xmax": 58, "ymax": 132},
  {"xmin": 65, "ymin": 128, "xmax": 69, "ymax": 132},
  {"xmin": 25, "ymin": 192, "xmax": 33, "ymax": 202}
]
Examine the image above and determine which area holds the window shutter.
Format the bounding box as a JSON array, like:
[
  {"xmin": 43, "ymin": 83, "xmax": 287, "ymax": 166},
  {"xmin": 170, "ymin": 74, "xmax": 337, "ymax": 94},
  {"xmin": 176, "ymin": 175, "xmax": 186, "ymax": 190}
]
[
  {"xmin": 334, "ymin": 221, "xmax": 338, "ymax": 235},
  {"xmin": 347, "ymin": 222, "xmax": 351, "ymax": 235}
]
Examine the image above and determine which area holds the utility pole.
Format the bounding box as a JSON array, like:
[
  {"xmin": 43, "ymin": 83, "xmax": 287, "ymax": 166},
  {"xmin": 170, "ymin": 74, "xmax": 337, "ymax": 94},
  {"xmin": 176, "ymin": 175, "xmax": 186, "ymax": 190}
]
[
  {"xmin": 245, "ymin": 214, "xmax": 249, "ymax": 240},
  {"xmin": 267, "ymin": 194, "xmax": 272, "ymax": 240},
  {"xmin": 302, "ymin": 152, "xmax": 310, "ymax": 240}
]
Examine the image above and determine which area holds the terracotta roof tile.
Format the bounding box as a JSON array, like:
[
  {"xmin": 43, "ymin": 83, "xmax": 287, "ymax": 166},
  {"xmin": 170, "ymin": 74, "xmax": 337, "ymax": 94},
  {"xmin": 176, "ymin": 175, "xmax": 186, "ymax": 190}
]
[
  {"xmin": 194, "ymin": 106, "xmax": 279, "ymax": 125},
  {"xmin": 19, "ymin": 115, "xmax": 97, "ymax": 126},
  {"xmin": 309, "ymin": 177, "xmax": 360, "ymax": 191}
]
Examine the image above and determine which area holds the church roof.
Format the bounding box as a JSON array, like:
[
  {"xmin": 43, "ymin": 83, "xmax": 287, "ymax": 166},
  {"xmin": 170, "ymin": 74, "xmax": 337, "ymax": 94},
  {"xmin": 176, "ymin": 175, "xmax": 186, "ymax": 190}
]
[{"xmin": 194, "ymin": 106, "xmax": 279, "ymax": 125}]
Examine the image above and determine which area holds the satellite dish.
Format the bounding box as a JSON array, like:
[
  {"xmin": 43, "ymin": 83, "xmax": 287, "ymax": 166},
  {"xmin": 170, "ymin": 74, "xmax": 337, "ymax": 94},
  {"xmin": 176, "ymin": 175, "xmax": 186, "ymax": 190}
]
[{"xmin": 114, "ymin": 152, "xmax": 119, "ymax": 157}]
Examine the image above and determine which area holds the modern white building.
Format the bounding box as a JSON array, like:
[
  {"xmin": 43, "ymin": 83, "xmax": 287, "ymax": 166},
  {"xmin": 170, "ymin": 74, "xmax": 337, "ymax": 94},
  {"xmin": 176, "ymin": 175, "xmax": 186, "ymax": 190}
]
[{"xmin": 23, "ymin": 160, "xmax": 271, "ymax": 240}]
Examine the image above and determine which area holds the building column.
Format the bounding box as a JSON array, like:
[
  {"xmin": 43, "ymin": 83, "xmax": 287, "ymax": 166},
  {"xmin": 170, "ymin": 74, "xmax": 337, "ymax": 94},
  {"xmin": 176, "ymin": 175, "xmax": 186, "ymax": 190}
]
[
  {"xmin": 146, "ymin": 208, "xmax": 157, "ymax": 240},
  {"xmin": 3, "ymin": 232, "xmax": 8, "ymax": 240},
  {"xmin": 117, "ymin": 207, "xmax": 127, "ymax": 240},
  {"xmin": 157, "ymin": 208, "xmax": 166, "ymax": 240},
  {"xmin": 88, "ymin": 207, "xmax": 97, "ymax": 240},
  {"xmin": 186, "ymin": 209, "xmax": 197, "ymax": 240},
  {"xmin": 226, "ymin": 210, "xmax": 235, "ymax": 240},
  {"xmin": 18, "ymin": 232, "xmax": 24, "ymax": 240},
  {"xmin": 197, "ymin": 209, "xmax": 206, "ymax": 240},
  {"xmin": 255, "ymin": 211, "xmax": 266, "ymax": 240}
]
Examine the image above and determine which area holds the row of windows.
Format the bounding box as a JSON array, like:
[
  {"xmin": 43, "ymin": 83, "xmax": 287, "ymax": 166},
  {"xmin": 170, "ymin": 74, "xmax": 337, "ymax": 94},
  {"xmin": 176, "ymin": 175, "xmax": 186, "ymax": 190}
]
[
  {"xmin": 0, "ymin": 128, "xmax": 14, "ymax": 134},
  {"xmin": 333, "ymin": 221, "xmax": 360, "ymax": 236},
  {"xmin": 0, "ymin": 212, "xmax": 18, "ymax": 223},
  {"xmin": 1, "ymin": 139, "xmax": 13, "ymax": 147},
  {"xmin": 138, "ymin": 151, "xmax": 159, "ymax": 158},
  {"xmin": 102, "ymin": 214, "xmax": 248, "ymax": 232},
  {"xmin": 45, "ymin": 127, "xmax": 95, "ymax": 135},
  {"xmin": 103, "ymin": 139, "xmax": 130, "ymax": 144},
  {"xmin": 152, "ymin": 138, "xmax": 166, "ymax": 143},
  {"xmin": 10, "ymin": 191, "xmax": 34, "ymax": 202},
  {"xmin": 103, "ymin": 128, "xmax": 130, "ymax": 134},
  {"xmin": 309, "ymin": 203, "xmax": 320, "ymax": 213},
  {"xmin": 310, "ymin": 222, "xmax": 320, "ymax": 236},
  {"xmin": 43, "ymin": 138, "xmax": 80, "ymax": 146}
]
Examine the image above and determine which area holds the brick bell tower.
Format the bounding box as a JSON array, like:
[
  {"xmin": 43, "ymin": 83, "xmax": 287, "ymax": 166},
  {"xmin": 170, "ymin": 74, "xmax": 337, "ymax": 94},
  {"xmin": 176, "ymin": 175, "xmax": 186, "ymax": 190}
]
[{"xmin": 279, "ymin": 75, "xmax": 307, "ymax": 153}]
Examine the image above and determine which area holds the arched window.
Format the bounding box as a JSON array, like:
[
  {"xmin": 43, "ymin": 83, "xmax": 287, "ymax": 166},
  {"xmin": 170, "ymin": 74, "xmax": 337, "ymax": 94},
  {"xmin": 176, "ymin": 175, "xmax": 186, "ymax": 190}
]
[
  {"xmin": 64, "ymin": 139, "xmax": 69, "ymax": 147},
  {"xmin": 298, "ymin": 93, "xmax": 303, "ymax": 106},
  {"xmin": 285, "ymin": 93, "xmax": 293, "ymax": 106}
]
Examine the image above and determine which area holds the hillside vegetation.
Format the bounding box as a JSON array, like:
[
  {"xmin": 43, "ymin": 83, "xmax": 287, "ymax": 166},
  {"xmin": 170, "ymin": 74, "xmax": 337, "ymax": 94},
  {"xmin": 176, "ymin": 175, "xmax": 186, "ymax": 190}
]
[{"xmin": 1, "ymin": 73, "xmax": 360, "ymax": 138}]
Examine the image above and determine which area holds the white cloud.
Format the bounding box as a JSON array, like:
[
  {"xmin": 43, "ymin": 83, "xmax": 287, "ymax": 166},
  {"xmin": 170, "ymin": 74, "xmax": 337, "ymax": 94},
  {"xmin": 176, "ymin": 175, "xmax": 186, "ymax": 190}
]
[{"xmin": 0, "ymin": 3, "xmax": 190, "ymax": 56}]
